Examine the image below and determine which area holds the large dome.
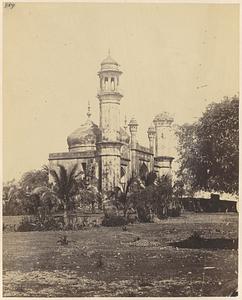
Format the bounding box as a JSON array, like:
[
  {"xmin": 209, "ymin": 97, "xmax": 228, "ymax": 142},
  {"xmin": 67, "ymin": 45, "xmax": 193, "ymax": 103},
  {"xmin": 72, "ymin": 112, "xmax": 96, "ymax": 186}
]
[{"xmin": 67, "ymin": 119, "xmax": 100, "ymax": 152}]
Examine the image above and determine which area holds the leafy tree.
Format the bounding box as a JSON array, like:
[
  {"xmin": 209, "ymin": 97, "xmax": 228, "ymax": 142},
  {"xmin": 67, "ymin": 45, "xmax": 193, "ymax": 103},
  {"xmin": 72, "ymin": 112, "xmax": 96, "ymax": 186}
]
[
  {"xmin": 154, "ymin": 175, "xmax": 174, "ymax": 218},
  {"xmin": 3, "ymin": 182, "xmax": 28, "ymax": 215},
  {"xmin": 3, "ymin": 179, "xmax": 44, "ymax": 216},
  {"xmin": 176, "ymin": 96, "xmax": 239, "ymax": 194},
  {"xmin": 29, "ymin": 186, "xmax": 60, "ymax": 220},
  {"xmin": 20, "ymin": 169, "xmax": 49, "ymax": 191},
  {"xmin": 173, "ymin": 180, "xmax": 185, "ymax": 199}
]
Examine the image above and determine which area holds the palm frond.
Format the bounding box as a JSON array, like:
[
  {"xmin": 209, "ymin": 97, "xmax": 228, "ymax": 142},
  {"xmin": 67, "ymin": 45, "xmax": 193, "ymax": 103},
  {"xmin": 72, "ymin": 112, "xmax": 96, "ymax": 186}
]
[
  {"xmin": 58, "ymin": 164, "xmax": 68, "ymax": 192},
  {"xmin": 67, "ymin": 164, "xmax": 78, "ymax": 185},
  {"xmin": 66, "ymin": 164, "xmax": 78, "ymax": 193},
  {"xmin": 49, "ymin": 169, "xmax": 60, "ymax": 185},
  {"xmin": 125, "ymin": 176, "xmax": 136, "ymax": 195},
  {"xmin": 41, "ymin": 165, "xmax": 49, "ymax": 175}
]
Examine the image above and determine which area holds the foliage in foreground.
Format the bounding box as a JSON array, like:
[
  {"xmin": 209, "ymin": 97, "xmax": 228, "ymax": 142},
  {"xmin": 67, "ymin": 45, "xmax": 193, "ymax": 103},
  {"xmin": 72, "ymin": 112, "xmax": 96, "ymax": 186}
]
[
  {"xmin": 176, "ymin": 96, "xmax": 239, "ymax": 195},
  {"xmin": 4, "ymin": 163, "xmax": 182, "ymax": 231},
  {"xmin": 112, "ymin": 173, "xmax": 181, "ymax": 223},
  {"xmin": 101, "ymin": 215, "xmax": 127, "ymax": 227}
]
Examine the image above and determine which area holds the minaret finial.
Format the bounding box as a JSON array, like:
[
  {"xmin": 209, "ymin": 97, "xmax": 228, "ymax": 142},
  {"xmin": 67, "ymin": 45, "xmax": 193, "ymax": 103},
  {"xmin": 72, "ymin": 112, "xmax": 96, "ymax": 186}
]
[
  {"xmin": 87, "ymin": 101, "xmax": 91, "ymax": 118},
  {"xmin": 124, "ymin": 114, "xmax": 127, "ymax": 131}
]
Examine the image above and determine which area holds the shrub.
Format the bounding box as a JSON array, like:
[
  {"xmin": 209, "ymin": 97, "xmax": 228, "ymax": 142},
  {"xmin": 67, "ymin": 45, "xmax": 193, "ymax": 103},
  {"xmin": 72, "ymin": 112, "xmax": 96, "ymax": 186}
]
[
  {"xmin": 189, "ymin": 231, "xmax": 202, "ymax": 240},
  {"xmin": 101, "ymin": 215, "xmax": 127, "ymax": 227},
  {"xmin": 17, "ymin": 216, "xmax": 63, "ymax": 232},
  {"xmin": 136, "ymin": 206, "xmax": 154, "ymax": 223},
  {"xmin": 18, "ymin": 216, "xmax": 40, "ymax": 232}
]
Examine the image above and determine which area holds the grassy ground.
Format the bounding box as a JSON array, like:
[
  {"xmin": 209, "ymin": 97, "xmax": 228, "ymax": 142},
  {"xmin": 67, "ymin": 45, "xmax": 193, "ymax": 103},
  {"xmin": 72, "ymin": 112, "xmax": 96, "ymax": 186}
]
[{"xmin": 3, "ymin": 212, "xmax": 238, "ymax": 297}]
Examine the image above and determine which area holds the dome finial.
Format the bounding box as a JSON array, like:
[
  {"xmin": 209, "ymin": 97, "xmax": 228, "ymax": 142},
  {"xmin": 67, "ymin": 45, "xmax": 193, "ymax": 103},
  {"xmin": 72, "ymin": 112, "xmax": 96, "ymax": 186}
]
[
  {"xmin": 87, "ymin": 101, "xmax": 91, "ymax": 118},
  {"xmin": 108, "ymin": 48, "xmax": 110, "ymax": 56},
  {"xmin": 124, "ymin": 114, "xmax": 127, "ymax": 131}
]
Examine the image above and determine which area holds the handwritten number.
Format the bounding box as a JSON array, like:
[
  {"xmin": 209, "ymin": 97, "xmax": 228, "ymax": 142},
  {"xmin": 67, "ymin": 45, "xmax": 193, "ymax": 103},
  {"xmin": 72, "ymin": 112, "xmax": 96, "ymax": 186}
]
[{"xmin": 4, "ymin": 2, "xmax": 15, "ymax": 9}]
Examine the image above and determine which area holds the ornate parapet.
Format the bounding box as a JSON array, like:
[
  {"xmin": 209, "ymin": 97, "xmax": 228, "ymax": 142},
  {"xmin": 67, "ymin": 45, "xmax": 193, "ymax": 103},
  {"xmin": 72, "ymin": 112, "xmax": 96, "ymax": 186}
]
[
  {"xmin": 49, "ymin": 150, "xmax": 96, "ymax": 160},
  {"xmin": 155, "ymin": 155, "xmax": 174, "ymax": 163},
  {"xmin": 134, "ymin": 143, "xmax": 153, "ymax": 155}
]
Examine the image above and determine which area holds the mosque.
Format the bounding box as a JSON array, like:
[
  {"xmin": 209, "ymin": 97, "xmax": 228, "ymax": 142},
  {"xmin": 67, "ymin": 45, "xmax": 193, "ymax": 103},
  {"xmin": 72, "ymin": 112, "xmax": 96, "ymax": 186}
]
[{"xmin": 49, "ymin": 53, "xmax": 175, "ymax": 192}]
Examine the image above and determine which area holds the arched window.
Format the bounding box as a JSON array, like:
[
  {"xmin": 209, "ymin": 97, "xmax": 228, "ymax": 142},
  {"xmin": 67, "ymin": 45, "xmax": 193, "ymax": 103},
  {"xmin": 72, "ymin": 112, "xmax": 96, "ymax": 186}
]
[
  {"xmin": 111, "ymin": 77, "xmax": 115, "ymax": 91},
  {"xmin": 105, "ymin": 77, "xmax": 108, "ymax": 90},
  {"xmin": 139, "ymin": 163, "xmax": 148, "ymax": 181},
  {"xmin": 120, "ymin": 166, "xmax": 126, "ymax": 178}
]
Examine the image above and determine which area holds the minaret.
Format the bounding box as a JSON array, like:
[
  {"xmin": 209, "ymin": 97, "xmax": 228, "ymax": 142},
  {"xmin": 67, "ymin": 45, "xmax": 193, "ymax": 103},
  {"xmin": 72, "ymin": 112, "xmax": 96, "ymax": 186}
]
[
  {"xmin": 128, "ymin": 117, "xmax": 138, "ymax": 176},
  {"xmin": 124, "ymin": 115, "xmax": 128, "ymax": 132},
  {"xmin": 97, "ymin": 52, "xmax": 123, "ymax": 191},
  {"xmin": 87, "ymin": 101, "xmax": 91, "ymax": 119},
  {"xmin": 147, "ymin": 124, "xmax": 156, "ymax": 170},
  {"xmin": 153, "ymin": 112, "xmax": 174, "ymax": 177},
  {"xmin": 147, "ymin": 124, "xmax": 156, "ymax": 153}
]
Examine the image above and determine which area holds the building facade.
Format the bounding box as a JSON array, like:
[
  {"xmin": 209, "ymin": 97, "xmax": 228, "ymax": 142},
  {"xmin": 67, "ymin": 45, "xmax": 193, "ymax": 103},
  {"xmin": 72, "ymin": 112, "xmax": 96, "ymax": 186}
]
[{"xmin": 49, "ymin": 54, "xmax": 175, "ymax": 192}]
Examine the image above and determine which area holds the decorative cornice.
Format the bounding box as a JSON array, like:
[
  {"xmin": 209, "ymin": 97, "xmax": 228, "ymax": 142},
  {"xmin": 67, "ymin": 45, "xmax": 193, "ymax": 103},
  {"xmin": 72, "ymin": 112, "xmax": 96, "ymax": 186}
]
[
  {"xmin": 130, "ymin": 143, "xmax": 153, "ymax": 155},
  {"xmin": 97, "ymin": 91, "xmax": 123, "ymax": 99},
  {"xmin": 98, "ymin": 70, "xmax": 122, "ymax": 76},
  {"xmin": 49, "ymin": 151, "xmax": 96, "ymax": 160},
  {"xmin": 97, "ymin": 141, "xmax": 123, "ymax": 147},
  {"xmin": 155, "ymin": 156, "xmax": 174, "ymax": 162}
]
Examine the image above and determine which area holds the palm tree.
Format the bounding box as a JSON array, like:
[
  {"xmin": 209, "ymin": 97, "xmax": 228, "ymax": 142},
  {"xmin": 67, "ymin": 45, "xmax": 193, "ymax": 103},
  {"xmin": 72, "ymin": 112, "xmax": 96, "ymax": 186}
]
[
  {"xmin": 49, "ymin": 164, "xmax": 80, "ymax": 224},
  {"xmin": 114, "ymin": 176, "xmax": 142, "ymax": 221}
]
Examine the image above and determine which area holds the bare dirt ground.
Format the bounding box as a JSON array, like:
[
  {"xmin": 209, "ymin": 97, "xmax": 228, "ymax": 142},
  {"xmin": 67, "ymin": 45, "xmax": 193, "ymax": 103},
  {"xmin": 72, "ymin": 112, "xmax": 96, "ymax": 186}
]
[{"xmin": 3, "ymin": 212, "xmax": 238, "ymax": 297}]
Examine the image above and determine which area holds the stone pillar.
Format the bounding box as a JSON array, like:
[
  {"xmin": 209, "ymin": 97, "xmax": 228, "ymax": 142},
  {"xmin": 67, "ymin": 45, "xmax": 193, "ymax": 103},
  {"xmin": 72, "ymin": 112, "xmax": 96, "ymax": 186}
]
[
  {"xmin": 129, "ymin": 117, "xmax": 138, "ymax": 177},
  {"xmin": 147, "ymin": 125, "xmax": 156, "ymax": 170},
  {"xmin": 98, "ymin": 144, "xmax": 121, "ymax": 191},
  {"xmin": 147, "ymin": 125, "xmax": 156, "ymax": 154},
  {"xmin": 153, "ymin": 112, "xmax": 175, "ymax": 179}
]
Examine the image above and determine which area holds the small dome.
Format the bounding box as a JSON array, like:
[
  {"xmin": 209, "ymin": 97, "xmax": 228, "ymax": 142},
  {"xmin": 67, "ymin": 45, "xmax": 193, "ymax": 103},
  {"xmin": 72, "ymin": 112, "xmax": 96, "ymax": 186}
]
[
  {"xmin": 147, "ymin": 125, "xmax": 156, "ymax": 134},
  {"xmin": 100, "ymin": 52, "xmax": 120, "ymax": 72},
  {"xmin": 101, "ymin": 54, "xmax": 118, "ymax": 66},
  {"xmin": 154, "ymin": 112, "xmax": 174, "ymax": 124},
  {"xmin": 67, "ymin": 119, "xmax": 100, "ymax": 152},
  {"xmin": 129, "ymin": 117, "xmax": 138, "ymax": 126},
  {"xmin": 120, "ymin": 127, "xmax": 130, "ymax": 144}
]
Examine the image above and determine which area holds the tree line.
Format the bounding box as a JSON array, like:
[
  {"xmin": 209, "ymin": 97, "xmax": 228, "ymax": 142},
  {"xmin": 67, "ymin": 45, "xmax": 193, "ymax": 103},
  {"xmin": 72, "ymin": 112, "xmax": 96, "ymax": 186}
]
[{"xmin": 3, "ymin": 95, "xmax": 239, "ymax": 229}]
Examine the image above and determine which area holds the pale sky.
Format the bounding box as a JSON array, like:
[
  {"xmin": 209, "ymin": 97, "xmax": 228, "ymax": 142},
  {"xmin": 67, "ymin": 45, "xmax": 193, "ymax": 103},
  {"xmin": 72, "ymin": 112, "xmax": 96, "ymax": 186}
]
[{"xmin": 3, "ymin": 3, "xmax": 239, "ymax": 182}]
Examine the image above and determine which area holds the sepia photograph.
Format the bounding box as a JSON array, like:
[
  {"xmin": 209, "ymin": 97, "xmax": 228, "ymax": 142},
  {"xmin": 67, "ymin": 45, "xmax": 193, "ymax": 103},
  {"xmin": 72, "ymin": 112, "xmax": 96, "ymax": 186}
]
[{"xmin": 2, "ymin": 2, "xmax": 239, "ymax": 297}]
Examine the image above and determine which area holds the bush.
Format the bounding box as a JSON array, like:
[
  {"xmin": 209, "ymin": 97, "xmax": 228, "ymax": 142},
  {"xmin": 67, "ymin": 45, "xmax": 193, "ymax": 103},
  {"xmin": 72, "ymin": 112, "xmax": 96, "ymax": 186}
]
[
  {"xmin": 136, "ymin": 207, "xmax": 154, "ymax": 223},
  {"xmin": 17, "ymin": 216, "xmax": 63, "ymax": 232},
  {"xmin": 101, "ymin": 215, "xmax": 127, "ymax": 227},
  {"xmin": 16, "ymin": 214, "xmax": 103, "ymax": 232},
  {"xmin": 18, "ymin": 216, "xmax": 40, "ymax": 232},
  {"xmin": 127, "ymin": 212, "xmax": 138, "ymax": 224}
]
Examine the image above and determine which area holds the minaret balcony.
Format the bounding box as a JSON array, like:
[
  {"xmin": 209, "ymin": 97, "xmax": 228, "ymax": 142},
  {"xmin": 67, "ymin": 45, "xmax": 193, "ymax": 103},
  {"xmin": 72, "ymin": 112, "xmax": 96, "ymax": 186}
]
[
  {"xmin": 97, "ymin": 87, "xmax": 123, "ymax": 94},
  {"xmin": 97, "ymin": 89, "xmax": 123, "ymax": 98}
]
